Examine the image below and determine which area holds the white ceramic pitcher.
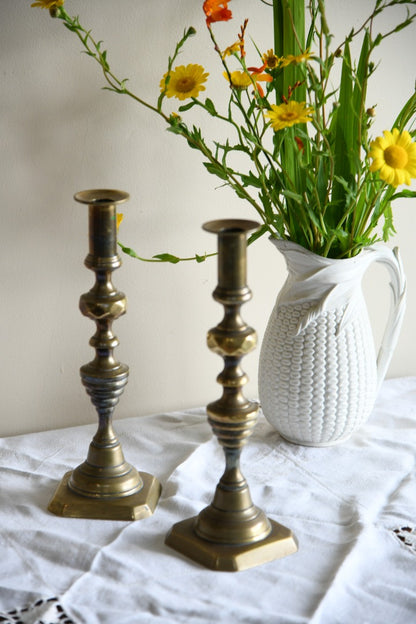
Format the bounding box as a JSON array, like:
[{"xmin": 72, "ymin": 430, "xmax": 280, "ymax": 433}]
[{"xmin": 258, "ymin": 239, "xmax": 406, "ymax": 446}]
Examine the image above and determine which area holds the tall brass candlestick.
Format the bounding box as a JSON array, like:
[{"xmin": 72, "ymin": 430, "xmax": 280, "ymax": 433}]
[
  {"xmin": 165, "ymin": 219, "xmax": 298, "ymax": 571},
  {"xmin": 48, "ymin": 189, "xmax": 161, "ymax": 520}
]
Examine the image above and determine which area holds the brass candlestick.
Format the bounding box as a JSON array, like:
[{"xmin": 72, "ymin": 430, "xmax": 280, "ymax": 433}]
[
  {"xmin": 165, "ymin": 219, "xmax": 298, "ymax": 571},
  {"xmin": 48, "ymin": 189, "xmax": 161, "ymax": 520}
]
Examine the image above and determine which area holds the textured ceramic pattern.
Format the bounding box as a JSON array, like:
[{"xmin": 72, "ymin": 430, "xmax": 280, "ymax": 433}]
[{"xmin": 259, "ymin": 240, "xmax": 406, "ymax": 446}]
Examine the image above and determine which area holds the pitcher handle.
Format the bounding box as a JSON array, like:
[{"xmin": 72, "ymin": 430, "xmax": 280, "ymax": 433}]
[{"xmin": 370, "ymin": 245, "xmax": 406, "ymax": 391}]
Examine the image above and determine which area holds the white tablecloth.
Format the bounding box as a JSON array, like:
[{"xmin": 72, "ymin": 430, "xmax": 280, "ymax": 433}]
[{"xmin": 1, "ymin": 377, "xmax": 416, "ymax": 624}]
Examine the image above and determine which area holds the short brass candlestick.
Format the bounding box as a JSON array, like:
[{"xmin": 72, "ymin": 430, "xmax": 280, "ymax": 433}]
[
  {"xmin": 48, "ymin": 189, "xmax": 161, "ymax": 520},
  {"xmin": 165, "ymin": 219, "xmax": 298, "ymax": 571}
]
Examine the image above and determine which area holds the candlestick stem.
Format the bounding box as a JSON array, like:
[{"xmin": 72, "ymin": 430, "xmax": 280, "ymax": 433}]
[
  {"xmin": 48, "ymin": 189, "xmax": 161, "ymax": 520},
  {"xmin": 165, "ymin": 219, "xmax": 297, "ymax": 571}
]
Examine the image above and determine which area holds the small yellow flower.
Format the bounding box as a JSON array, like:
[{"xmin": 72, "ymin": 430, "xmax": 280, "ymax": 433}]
[
  {"xmin": 280, "ymin": 49, "xmax": 312, "ymax": 68},
  {"xmin": 221, "ymin": 41, "xmax": 241, "ymax": 58},
  {"xmin": 224, "ymin": 70, "xmax": 252, "ymax": 89},
  {"xmin": 116, "ymin": 213, "xmax": 123, "ymax": 230},
  {"xmin": 262, "ymin": 49, "xmax": 280, "ymax": 69},
  {"xmin": 31, "ymin": 0, "xmax": 64, "ymax": 8},
  {"xmin": 160, "ymin": 64, "xmax": 209, "ymax": 101},
  {"xmin": 369, "ymin": 128, "xmax": 416, "ymax": 187},
  {"xmin": 224, "ymin": 70, "xmax": 272, "ymax": 94},
  {"xmin": 169, "ymin": 112, "xmax": 182, "ymax": 122},
  {"xmin": 265, "ymin": 101, "xmax": 313, "ymax": 131}
]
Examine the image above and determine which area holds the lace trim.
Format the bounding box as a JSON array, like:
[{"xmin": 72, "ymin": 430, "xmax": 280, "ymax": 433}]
[
  {"xmin": 393, "ymin": 526, "xmax": 416, "ymax": 554},
  {"xmin": 0, "ymin": 597, "xmax": 76, "ymax": 624}
]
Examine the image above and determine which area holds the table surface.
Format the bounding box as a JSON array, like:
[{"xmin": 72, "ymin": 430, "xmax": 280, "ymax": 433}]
[{"xmin": 1, "ymin": 377, "xmax": 416, "ymax": 624}]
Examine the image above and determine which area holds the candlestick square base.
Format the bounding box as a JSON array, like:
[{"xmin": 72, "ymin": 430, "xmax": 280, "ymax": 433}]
[
  {"xmin": 48, "ymin": 471, "xmax": 161, "ymax": 521},
  {"xmin": 165, "ymin": 517, "xmax": 298, "ymax": 572}
]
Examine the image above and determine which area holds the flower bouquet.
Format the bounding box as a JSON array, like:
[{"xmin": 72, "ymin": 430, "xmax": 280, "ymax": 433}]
[
  {"xmin": 33, "ymin": 0, "xmax": 416, "ymax": 262},
  {"xmin": 34, "ymin": 0, "xmax": 413, "ymax": 445}
]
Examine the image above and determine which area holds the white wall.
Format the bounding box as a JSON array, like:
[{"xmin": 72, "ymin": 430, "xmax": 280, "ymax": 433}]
[{"xmin": 1, "ymin": 0, "xmax": 415, "ymax": 437}]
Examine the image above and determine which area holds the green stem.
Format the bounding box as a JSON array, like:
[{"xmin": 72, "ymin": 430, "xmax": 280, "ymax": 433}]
[
  {"xmin": 118, "ymin": 242, "xmax": 218, "ymax": 264},
  {"xmin": 58, "ymin": 8, "xmax": 169, "ymax": 123}
]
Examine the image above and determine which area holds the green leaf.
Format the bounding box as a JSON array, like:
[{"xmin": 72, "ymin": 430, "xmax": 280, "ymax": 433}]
[
  {"xmin": 234, "ymin": 185, "xmax": 249, "ymax": 199},
  {"xmin": 259, "ymin": 189, "xmax": 274, "ymax": 221},
  {"xmin": 271, "ymin": 213, "xmax": 286, "ymax": 238},
  {"xmin": 273, "ymin": 0, "xmax": 306, "ymax": 102},
  {"xmin": 248, "ymin": 224, "xmax": 270, "ymax": 245},
  {"xmin": 152, "ymin": 253, "xmax": 181, "ymax": 264},
  {"xmin": 241, "ymin": 127, "xmax": 258, "ymax": 145},
  {"xmin": 203, "ymin": 162, "xmax": 229, "ymax": 180},
  {"xmin": 316, "ymin": 157, "xmax": 329, "ymax": 207},
  {"xmin": 328, "ymin": 228, "xmax": 350, "ymax": 255},
  {"xmin": 393, "ymin": 90, "xmax": 416, "ymax": 132},
  {"xmin": 282, "ymin": 189, "xmax": 303, "ymax": 203},
  {"xmin": 118, "ymin": 242, "xmax": 165, "ymax": 263},
  {"xmin": 204, "ymin": 98, "xmax": 217, "ymax": 116},
  {"xmin": 166, "ymin": 124, "xmax": 184, "ymax": 136},
  {"xmin": 118, "ymin": 243, "xmax": 138, "ymax": 258},
  {"xmin": 63, "ymin": 22, "xmax": 78, "ymax": 33},
  {"xmin": 352, "ymin": 30, "xmax": 370, "ymax": 144},
  {"xmin": 329, "ymin": 41, "xmax": 356, "ymax": 225},
  {"xmin": 81, "ymin": 50, "xmax": 96, "ymax": 59},
  {"xmin": 304, "ymin": 205, "xmax": 321, "ymax": 230},
  {"xmin": 240, "ymin": 172, "xmax": 263, "ymax": 188},
  {"xmin": 382, "ymin": 203, "xmax": 396, "ymax": 242},
  {"xmin": 390, "ymin": 189, "xmax": 416, "ymax": 200},
  {"xmin": 178, "ymin": 100, "xmax": 197, "ymax": 112},
  {"xmin": 220, "ymin": 142, "xmax": 251, "ymax": 156}
]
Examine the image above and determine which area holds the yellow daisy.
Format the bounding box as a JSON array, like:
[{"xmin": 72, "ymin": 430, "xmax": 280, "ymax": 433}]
[
  {"xmin": 369, "ymin": 128, "xmax": 416, "ymax": 187},
  {"xmin": 280, "ymin": 49, "xmax": 312, "ymax": 68},
  {"xmin": 265, "ymin": 101, "xmax": 314, "ymax": 131},
  {"xmin": 262, "ymin": 49, "xmax": 280, "ymax": 70},
  {"xmin": 31, "ymin": 0, "xmax": 64, "ymax": 8},
  {"xmin": 224, "ymin": 70, "xmax": 252, "ymax": 89},
  {"xmin": 116, "ymin": 213, "xmax": 123, "ymax": 230},
  {"xmin": 160, "ymin": 64, "xmax": 209, "ymax": 101},
  {"xmin": 224, "ymin": 70, "xmax": 272, "ymax": 94},
  {"xmin": 221, "ymin": 42, "xmax": 241, "ymax": 59}
]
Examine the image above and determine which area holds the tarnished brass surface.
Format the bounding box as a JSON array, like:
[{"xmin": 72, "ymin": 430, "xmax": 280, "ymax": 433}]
[
  {"xmin": 165, "ymin": 219, "xmax": 297, "ymax": 570},
  {"xmin": 48, "ymin": 189, "xmax": 161, "ymax": 519},
  {"xmin": 165, "ymin": 518, "xmax": 297, "ymax": 572},
  {"xmin": 48, "ymin": 471, "xmax": 161, "ymax": 521}
]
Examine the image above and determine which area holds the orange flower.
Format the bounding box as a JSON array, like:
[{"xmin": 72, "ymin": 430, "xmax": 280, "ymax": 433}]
[
  {"xmin": 246, "ymin": 64, "xmax": 272, "ymax": 97},
  {"xmin": 203, "ymin": 0, "xmax": 232, "ymax": 26},
  {"xmin": 238, "ymin": 18, "xmax": 248, "ymax": 58},
  {"xmin": 294, "ymin": 136, "xmax": 305, "ymax": 152},
  {"xmin": 247, "ymin": 63, "xmax": 267, "ymax": 74}
]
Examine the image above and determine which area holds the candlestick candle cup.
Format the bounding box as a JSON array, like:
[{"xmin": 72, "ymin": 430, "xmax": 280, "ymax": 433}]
[
  {"xmin": 48, "ymin": 189, "xmax": 161, "ymax": 520},
  {"xmin": 165, "ymin": 219, "xmax": 298, "ymax": 571}
]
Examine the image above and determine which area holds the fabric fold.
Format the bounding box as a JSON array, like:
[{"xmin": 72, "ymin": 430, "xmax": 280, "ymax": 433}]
[{"xmin": 1, "ymin": 382, "xmax": 416, "ymax": 622}]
